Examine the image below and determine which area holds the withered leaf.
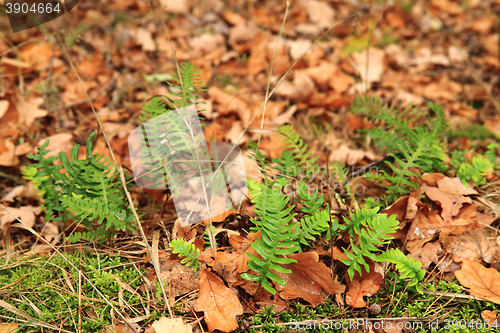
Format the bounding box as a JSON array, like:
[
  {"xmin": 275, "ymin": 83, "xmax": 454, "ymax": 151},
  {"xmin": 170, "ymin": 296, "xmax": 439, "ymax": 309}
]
[
  {"xmin": 455, "ymin": 259, "xmax": 500, "ymax": 304},
  {"xmin": 274, "ymin": 252, "xmax": 345, "ymax": 306},
  {"xmin": 345, "ymin": 260, "xmax": 383, "ymax": 308},
  {"xmin": 406, "ymin": 203, "xmax": 445, "ymax": 253},
  {"xmin": 423, "ymin": 176, "xmax": 478, "ymax": 222},
  {"xmin": 151, "ymin": 317, "xmax": 192, "ymax": 333},
  {"xmin": 481, "ymin": 310, "xmax": 500, "ymax": 328},
  {"xmin": 407, "ymin": 241, "xmax": 443, "ymax": 270},
  {"xmin": 194, "ymin": 268, "xmax": 243, "ymax": 332},
  {"xmin": 443, "ymin": 228, "xmax": 500, "ymax": 263}
]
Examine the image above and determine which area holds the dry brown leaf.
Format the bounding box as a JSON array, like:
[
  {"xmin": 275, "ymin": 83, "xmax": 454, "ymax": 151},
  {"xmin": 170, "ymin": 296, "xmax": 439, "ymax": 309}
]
[
  {"xmin": 0, "ymin": 205, "xmax": 40, "ymax": 231},
  {"xmin": 422, "ymin": 173, "xmax": 446, "ymax": 186},
  {"xmin": 352, "ymin": 48, "xmax": 385, "ymax": 88},
  {"xmin": 208, "ymin": 86, "xmax": 249, "ymax": 115},
  {"xmin": 37, "ymin": 133, "xmax": 73, "ymax": 158},
  {"xmin": 159, "ymin": 261, "xmax": 198, "ymax": 297},
  {"xmin": 302, "ymin": 0, "xmax": 335, "ymax": 30},
  {"xmin": 159, "ymin": 0, "xmax": 188, "ymax": 14},
  {"xmin": 16, "ymin": 96, "xmax": 47, "ymax": 126},
  {"xmin": 198, "ymin": 248, "xmax": 240, "ymax": 284},
  {"xmin": 0, "ymin": 100, "xmax": 8, "ymax": 119},
  {"xmin": 275, "ymin": 70, "xmax": 315, "ymax": 100},
  {"xmin": 431, "ymin": 0, "xmax": 462, "ymax": 14},
  {"xmin": 102, "ymin": 323, "xmax": 140, "ymax": 333},
  {"xmin": 151, "ymin": 317, "xmax": 192, "ymax": 333},
  {"xmin": 322, "ymin": 246, "xmax": 350, "ymax": 261},
  {"xmin": 228, "ymin": 234, "xmax": 255, "ymax": 273},
  {"xmin": 407, "ymin": 241, "xmax": 443, "ymax": 270},
  {"xmin": 248, "ymin": 31, "xmax": 271, "ymax": 75},
  {"xmin": 292, "ymin": 252, "xmax": 345, "ymax": 295},
  {"xmin": 1, "ymin": 185, "xmax": 25, "ymax": 202},
  {"xmin": 443, "ymin": 228, "xmax": 500, "ymax": 263},
  {"xmin": 329, "ymin": 144, "xmax": 377, "ymax": 166},
  {"xmin": 253, "ymin": 287, "xmax": 288, "ymax": 312},
  {"xmin": 345, "ymin": 260, "xmax": 383, "ymax": 308},
  {"xmin": 130, "ymin": 28, "xmax": 156, "ymax": 52},
  {"xmin": 329, "ymin": 70, "xmax": 354, "ymax": 93},
  {"xmin": 305, "ymin": 61, "xmax": 336, "ymax": 89},
  {"xmin": 274, "ymin": 262, "xmax": 326, "ymax": 306},
  {"xmin": 0, "ymin": 323, "xmax": 19, "ymax": 333},
  {"xmin": 194, "ymin": 268, "xmax": 243, "ymax": 332},
  {"xmin": 455, "ymin": 259, "xmax": 500, "ymax": 304},
  {"xmin": 406, "ymin": 203, "xmax": 444, "ymax": 253},
  {"xmin": 421, "ymin": 76, "xmax": 462, "ymax": 100},
  {"xmin": 423, "ymin": 176, "xmax": 478, "ymax": 221},
  {"xmin": 481, "ymin": 310, "xmax": 500, "ymax": 328}
]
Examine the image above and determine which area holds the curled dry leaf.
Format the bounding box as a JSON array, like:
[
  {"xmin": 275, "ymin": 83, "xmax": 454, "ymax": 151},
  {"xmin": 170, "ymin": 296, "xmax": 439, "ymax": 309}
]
[
  {"xmin": 1, "ymin": 185, "xmax": 25, "ymax": 202},
  {"xmin": 345, "ymin": 260, "xmax": 383, "ymax": 308},
  {"xmin": 455, "ymin": 259, "xmax": 500, "ymax": 304},
  {"xmin": 194, "ymin": 268, "xmax": 243, "ymax": 332}
]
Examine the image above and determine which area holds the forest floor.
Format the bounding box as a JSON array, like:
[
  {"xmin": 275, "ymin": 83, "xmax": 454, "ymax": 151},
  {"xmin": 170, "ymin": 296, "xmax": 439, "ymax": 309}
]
[{"xmin": 1, "ymin": 0, "xmax": 500, "ymax": 332}]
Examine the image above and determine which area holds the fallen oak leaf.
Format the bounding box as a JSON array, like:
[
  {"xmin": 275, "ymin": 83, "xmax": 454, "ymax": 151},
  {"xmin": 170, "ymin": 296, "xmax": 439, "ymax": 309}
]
[
  {"xmin": 194, "ymin": 268, "xmax": 243, "ymax": 332},
  {"xmin": 423, "ymin": 176, "xmax": 477, "ymax": 222},
  {"xmin": 455, "ymin": 259, "xmax": 500, "ymax": 304}
]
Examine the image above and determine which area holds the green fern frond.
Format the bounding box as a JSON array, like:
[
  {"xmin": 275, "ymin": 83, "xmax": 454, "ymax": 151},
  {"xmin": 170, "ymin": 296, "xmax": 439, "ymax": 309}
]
[
  {"xmin": 298, "ymin": 208, "xmax": 338, "ymax": 246},
  {"xmin": 297, "ymin": 182, "xmax": 324, "ymax": 213},
  {"xmin": 169, "ymin": 238, "xmax": 200, "ymax": 271},
  {"xmin": 24, "ymin": 132, "xmax": 134, "ymax": 243},
  {"xmin": 277, "ymin": 125, "xmax": 319, "ymax": 171},
  {"xmin": 168, "ymin": 62, "xmax": 206, "ymax": 109},
  {"xmin": 341, "ymin": 207, "xmax": 399, "ymax": 280},
  {"xmin": 66, "ymin": 230, "xmax": 108, "ymax": 243},
  {"xmin": 376, "ymin": 248, "xmax": 425, "ymax": 291},
  {"xmin": 351, "ymin": 99, "xmax": 449, "ymax": 202},
  {"xmin": 241, "ymin": 187, "xmax": 299, "ymax": 295}
]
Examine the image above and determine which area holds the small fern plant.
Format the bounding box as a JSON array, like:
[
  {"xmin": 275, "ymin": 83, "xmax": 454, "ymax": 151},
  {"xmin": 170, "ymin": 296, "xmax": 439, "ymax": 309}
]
[
  {"xmin": 341, "ymin": 207, "xmax": 399, "ymax": 280},
  {"xmin": 241, "ymin": 186, "xmax": 300, "ymax": 295},
  {"xmin": 22, "ymin": 132, "xmax": 135, "ymax": 242},
  {"xmin": 341, "ymin": 207, "xmax": 425, "ymax": 290},
  {"xmin": 169, "ymin": 238, "xmax": 200, "ymax": 271},
  {"xmin": 451, "ymin": 144, "xmax": 499, "ymax": 186},
  {"xmin": 351, "ymin": 96, "xmax": 449, "ymax": 202}
]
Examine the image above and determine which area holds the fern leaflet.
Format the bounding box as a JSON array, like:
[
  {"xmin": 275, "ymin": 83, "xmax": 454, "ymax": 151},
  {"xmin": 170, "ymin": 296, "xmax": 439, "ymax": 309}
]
[{"xmin": 241, "ymin": 186, "xmax": 299, "ymax": 294}]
